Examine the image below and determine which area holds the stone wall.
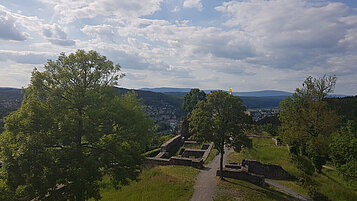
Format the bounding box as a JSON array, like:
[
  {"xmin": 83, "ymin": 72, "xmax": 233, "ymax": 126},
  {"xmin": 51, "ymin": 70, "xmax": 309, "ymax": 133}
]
[
  {"xmin": 145, "ymin": 156, "xmax": 203, "ymax": 169},
  {"xmin": 217, "ymin": 168, "xmax": 265, "ymax": 187},
  {"xmin": 160, "ymin": 135, "xmax": 183, "ymax": 152},
  {"xmin": 171, "ymin": 156, "xmax": 203, "ymax": 169},
  {"xmin": 146, "ymin": 137, "xmax": 213, "ymax": 169},
  {"xmin": 183, "ymin": 141, "xmax": 199, "ymax": 147},
  {"xmin": 145, "ymin": 157, "xmax": 171, "ymax": 168},
  {"xmin": 242, "ymin": 159, "xmax": 293, "ymax": 180},
  {"xmin": 181, "ymin": 149, "xmax": 205, "ymax": 158},
  {"xmin": 225, "ymin": 163, "xmax": 242, "ymax": 170},
  {"xmin": 201, "ymin": 143, "xmax": 213, "ymax": 162}
]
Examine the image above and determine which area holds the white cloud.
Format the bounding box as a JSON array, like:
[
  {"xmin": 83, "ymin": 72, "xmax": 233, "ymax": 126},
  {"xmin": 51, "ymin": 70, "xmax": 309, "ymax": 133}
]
[
  {"xmin": 81, "ymin": 24, "xmax": 116, "ymax": 42},
  {"xmin": 42, "ymin": 24, "xmax": 75, "ymax": 46},
  {"xmin": 0, "ymin": 7, "xmax": 28, "ymax": 41},
  {"xmin": 215, "ymin": 0, "xmax": 356, "ymax": 69},
  {"xmin": 37, "ymin": 0, "xmax": 164, "ymax": 23},
  {"xmin": 183, "ymin": 0, "xmax": 203, "ymax": 11},
  {"xmin": 0, "ymin": 50, "xmax": 54, "ymax": 64}
]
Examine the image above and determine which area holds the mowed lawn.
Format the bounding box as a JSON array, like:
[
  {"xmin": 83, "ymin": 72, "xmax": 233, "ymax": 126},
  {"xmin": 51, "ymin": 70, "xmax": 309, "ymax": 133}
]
[
  {"xmin": 219, "ymin": 137, "xmax": 357, "ymax": 201},
  {"xmin": 92, "ymin": 166, "xmax": 200, "ymax": 201}
]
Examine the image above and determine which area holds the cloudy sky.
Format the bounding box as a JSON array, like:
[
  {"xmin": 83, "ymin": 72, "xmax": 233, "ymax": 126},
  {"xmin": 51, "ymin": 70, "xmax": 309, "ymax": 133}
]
[{"xmin": 1, "ymin": 0, "xmax": 357, "ymax": 95}]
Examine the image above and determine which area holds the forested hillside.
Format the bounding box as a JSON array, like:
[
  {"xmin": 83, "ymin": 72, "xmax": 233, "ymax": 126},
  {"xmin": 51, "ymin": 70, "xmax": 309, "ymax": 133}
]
[{"xmin": 326, "ymin": 96, "xmax": 357, "ymax": 123}]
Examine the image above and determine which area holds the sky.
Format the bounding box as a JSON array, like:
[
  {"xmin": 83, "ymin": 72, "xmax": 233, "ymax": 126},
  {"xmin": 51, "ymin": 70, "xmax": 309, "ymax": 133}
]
[{"xmin": 0, "ymin": 0, "xmax": 357, "ymax": 95}]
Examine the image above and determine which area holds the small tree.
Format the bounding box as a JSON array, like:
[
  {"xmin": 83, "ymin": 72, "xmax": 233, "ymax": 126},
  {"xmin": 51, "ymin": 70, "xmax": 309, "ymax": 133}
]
[
  {"xmin": 0, "ymin": 50, "xmax": 153, "ymax": 201},
  {"xmin": 189, "ymin": 90, "xmax": 251, "ymax": 179},
  {"xmin": 279, "ymin": 75, "xmax": 339, "ymax": 172}
]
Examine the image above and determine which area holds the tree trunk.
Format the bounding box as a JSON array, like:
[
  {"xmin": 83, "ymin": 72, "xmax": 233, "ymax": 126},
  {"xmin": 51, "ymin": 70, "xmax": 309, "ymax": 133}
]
[{"xmin": 219, "ymin": 143, "xmax": 224, "ymax": 180}]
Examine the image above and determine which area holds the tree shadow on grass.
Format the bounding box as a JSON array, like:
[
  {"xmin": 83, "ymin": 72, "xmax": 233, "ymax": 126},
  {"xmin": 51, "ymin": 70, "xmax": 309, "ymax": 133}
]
[{"xmin": 223, "ymin": 179, "xmax": 299, "ymax": 201}]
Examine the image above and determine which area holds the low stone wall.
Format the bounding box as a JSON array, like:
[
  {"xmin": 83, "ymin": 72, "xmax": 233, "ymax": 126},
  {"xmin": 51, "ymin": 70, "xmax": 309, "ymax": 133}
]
[
  {"xmin": 161, "ymin": 135, "xmax": 183, "ymax": 152},
  {"xmin": 225, "ymin": 163, "xmax": 242, "ymax": 170},
  {"xmin": 217, "ymin": 168, "xmax": 265, "ymax": 187},
  {"xmin": 182, "ymin": 148, "xmax": 205, "ymax": 158},
  {"xmin": 171, "ymin": 156, "xmax": 203, "ymax": 169},
  {"xmin": 146, "ymin": 156, "xmax": 203, "ymax": 169},
  {"xmin": 183, "ymin": 141, "xmax": 199, "ymax": 147},
  {"xmin": 145, "ymin": 157, "xmax": 171, "ymax": 168},
  {"xmin": 242, "ymin": 159, "xmax": 293, "ymax": 180},
  {"xmin": 146, "ymin": 138, "xmax": 212, "ymax": 169},
  {"xmin": 201, "ymin": 144, "xmax": 210, "ymax": 150},
  {"xmin": 201, "ymin": 143, "xmax": 213, "ymax": 162}
]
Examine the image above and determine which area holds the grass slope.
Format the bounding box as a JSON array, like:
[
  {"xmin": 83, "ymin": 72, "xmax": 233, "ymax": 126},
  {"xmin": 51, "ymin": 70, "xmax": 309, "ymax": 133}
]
[
  {"xmin": 93, "ymin": 166, "xmax": 199, "ymax": 201},
  {"xmin": 226, "ymin": 138, "xmax": 357, "ymax": 201},
  {"xmin": 215, "ymin": 178, "xmax": 297, "ymax": 201}
]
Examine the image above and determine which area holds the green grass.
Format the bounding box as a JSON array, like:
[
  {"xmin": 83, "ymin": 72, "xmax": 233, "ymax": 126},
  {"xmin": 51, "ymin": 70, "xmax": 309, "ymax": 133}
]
[
  {"xmin": 313, "ymin": 169, "xmax": 357, "ymax": 201},
  {"xmin": 93, "ymin": 166, "xmax": 200, "ymax": 201},
  {"xmin": 205, "ymin": 148, "xmax": 219, "ymax": 165},
  {"xmin": 214, "ymin": 178, "xmax": 296, "ymax": 201},
  {"xmin": 227, "ymin": 138, "xmax": 357, "ymax": 201},
  {"xmin": 227, "ymin": 138, "xmax": 300, "ymax": 177}
]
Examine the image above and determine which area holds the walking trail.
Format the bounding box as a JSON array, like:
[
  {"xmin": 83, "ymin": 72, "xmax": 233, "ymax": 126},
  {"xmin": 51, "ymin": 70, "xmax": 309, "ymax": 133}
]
[
  {"xmin": 190, "ymin": 147, "xmax": 311, "ymax": 201},
  {"xmin": 265, "ymin": 179, "xmax": 310, "ymax": 201},
  {"xmin": 190, "ymin": 147, "xmax": 233, "ymax": 201}
]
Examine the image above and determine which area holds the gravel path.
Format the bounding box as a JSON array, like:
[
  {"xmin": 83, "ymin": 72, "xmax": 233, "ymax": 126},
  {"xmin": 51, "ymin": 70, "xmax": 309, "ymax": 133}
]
[
  {"xmin": 265, "ymin": 179, "xmax": 310, "ymax": 201},
  {"xmin": 190, "ymin": 147, "xmax": 233, "ymax": 201}
]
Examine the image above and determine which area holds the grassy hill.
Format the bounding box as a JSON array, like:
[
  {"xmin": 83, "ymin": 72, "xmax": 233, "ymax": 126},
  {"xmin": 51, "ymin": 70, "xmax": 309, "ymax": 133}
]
[
  {"xmin": 90, "ymin": 166, "xmax": 199, "ymax": 201},
  {"xmin": 221, "ymin": 138, "xmax": 357, "ymax": 201}
]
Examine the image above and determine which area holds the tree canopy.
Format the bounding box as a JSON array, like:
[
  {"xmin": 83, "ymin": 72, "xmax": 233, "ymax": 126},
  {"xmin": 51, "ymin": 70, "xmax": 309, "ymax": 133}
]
[
  {"xmin": 279, "ymin": 75, "xmax": 339, "ymax": 172},
  {"xmin": 330, "ymin": 121, "xmax": 357, "ymax": 180},
  {"xmin": 189, "ymin": 90, "xmax": 251, "ymax": 179},
  {"xmin": 182, "ymin": 88, "xmax": 206, "ymax": 115},
  {"xmin": 0, "ymin": 50, "xmax": 153, "ymax": 201}
]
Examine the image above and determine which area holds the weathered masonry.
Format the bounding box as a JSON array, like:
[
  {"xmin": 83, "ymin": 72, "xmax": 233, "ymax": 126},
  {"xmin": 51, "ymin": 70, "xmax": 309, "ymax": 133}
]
[
  {"xmin": 146, "ymin": 135, "xmax": 213, "ymax": 169},
  {"xmin": 216, "ymin": 159, "xmax": 293, "ymax": 187}
]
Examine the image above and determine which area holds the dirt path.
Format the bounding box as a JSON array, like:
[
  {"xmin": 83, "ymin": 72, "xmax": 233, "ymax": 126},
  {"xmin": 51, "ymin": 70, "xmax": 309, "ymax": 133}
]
[
  {"xmin": 265, "ymin": 179, "xmax": 310, "ymax": 201},
  {"xmin": 190, "ymin": 147, "xmax": 233, "ymax": 201}
]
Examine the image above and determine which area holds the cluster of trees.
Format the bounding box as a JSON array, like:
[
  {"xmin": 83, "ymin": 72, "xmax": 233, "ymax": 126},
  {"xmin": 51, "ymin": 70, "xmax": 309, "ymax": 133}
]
[
  {"xmin": 0, "ymin": 50, "xmax": 154, "ymax": 201},
  {"xmin": 279, "ymin": 75, "xmax": 357, "ymax": 181}
]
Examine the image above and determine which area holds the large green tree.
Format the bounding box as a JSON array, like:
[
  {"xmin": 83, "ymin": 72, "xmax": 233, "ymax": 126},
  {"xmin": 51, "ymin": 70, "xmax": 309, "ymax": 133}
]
[
  {"xmin": 0, "ymin": 50, "xmax": 153, "ymax": 201},
  {"xmin": 189, "ymin": 90, "xmax": 252, "ymax": 179},
  {"xmin": 279, "ymin": 75, "xmax": 339, "ymax": 172}
]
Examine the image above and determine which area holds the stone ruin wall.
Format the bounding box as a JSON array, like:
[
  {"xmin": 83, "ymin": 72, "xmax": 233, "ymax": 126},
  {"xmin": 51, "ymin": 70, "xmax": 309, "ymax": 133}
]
[
  {"xmin": 218, "ymin": 159, "xmax": 293, "ymax": 187},
  {"xmin": 145, "ymin": 135, "xmax": 213, "ymax": 169},
  {"xmin": 242, "ymin": 159, "xmax": 293, "ymax": 180}
]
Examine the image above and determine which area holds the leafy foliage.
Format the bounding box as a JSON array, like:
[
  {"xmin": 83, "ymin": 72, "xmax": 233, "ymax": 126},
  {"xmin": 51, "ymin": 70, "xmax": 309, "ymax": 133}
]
[
  {"xmin": 329, "ymin": 121, "xmax": 357, "ymax": 180},
  {"xmin": 0, "ymin": 50, "xmax": 153, "ymax": 201},
  {"xmin": 189, "ymin": 90, "xmax": 251, "ymax": 179},
  {"xmin": 279, "ymin": 75, "xmax": 339, "ymax": 172},
  {"xmin": 182, "ymin": 88, "xmax": 206, "ymax": 115}
]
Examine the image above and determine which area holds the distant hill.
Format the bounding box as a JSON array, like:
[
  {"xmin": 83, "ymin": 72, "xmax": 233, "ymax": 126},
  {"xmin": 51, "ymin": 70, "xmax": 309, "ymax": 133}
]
[
  {"xmin": 233, "ymin": 90, "xmax": 292, "ymax": 97},
  {"xmin": 115, "ymin": 87, "xmax": 186, "ymax": 118},
  {"xmin": 140, "ymin": 87, "xmax": 192, "ymax": 93},
  {"xmin": 140, "ymin": 87, "xmax": 293, "ymax": 97},
  {"xmin": 0, "ymin": 88, "xmax": 22, "ymax": 100}
]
